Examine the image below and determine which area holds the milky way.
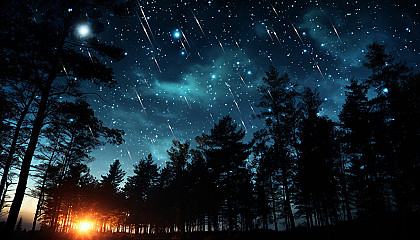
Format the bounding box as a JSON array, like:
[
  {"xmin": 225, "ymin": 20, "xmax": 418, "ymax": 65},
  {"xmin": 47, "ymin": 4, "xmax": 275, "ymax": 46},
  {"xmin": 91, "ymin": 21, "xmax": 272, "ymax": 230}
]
[{"xmin": 86, "ymin": 0, "xmax": 419, "ymax": 177}]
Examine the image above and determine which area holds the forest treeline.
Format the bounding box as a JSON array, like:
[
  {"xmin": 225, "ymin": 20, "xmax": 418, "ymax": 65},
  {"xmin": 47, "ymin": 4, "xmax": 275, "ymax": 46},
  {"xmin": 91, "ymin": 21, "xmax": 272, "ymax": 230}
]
[
  {"xmin": 1, "ymin": 1, "xmax": 420, "ymax": 239},
  {"xmin": 3, "ymin": 38, "xmax": 420, "ymax": 236}
]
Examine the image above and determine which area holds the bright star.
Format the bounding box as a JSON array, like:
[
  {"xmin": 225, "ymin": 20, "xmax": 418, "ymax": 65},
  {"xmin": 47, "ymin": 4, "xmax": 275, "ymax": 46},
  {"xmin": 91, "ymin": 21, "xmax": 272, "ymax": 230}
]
[
  {"xmin": 383, "ymin": 88, "xmax": 388, "ymax": 93},
  {"xmin": 211, "ymin": 74, "xmax": 216, "ymax": 79},
  {"xmin": 173, "ymin": 30, "xmax": 181, "ymax": 39},
  {"xmin": 77, "ymin": 24, "xmax": 90, "ymax": 38}
]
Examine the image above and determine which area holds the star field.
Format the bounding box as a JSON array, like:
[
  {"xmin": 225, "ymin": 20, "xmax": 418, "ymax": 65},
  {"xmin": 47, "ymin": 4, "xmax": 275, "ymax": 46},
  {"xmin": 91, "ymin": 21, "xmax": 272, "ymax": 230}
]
[{"xmin": 85, "ymin": 0, "xmax": 419, "ymax": 177}]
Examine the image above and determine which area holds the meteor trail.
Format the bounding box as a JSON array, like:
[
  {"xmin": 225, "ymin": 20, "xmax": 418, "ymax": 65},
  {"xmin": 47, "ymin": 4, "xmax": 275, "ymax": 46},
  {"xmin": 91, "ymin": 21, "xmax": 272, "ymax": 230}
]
[
  {"xmin": 168, "ymin": 121, "xmax": 175, "ymax": 138},
  {"xmin": 135, "ymin": 89, "xmax": 147, "ymax": 116},
  {"xmin": 226, "ymin": 82, "xmax": 242, "ymax": 114},
  {"xmin": 184, "ymin": 95, "xmax": 192, "ymax": 109},
  {"xmin": 88, "ymin": 124, "xmax": 95, "ymax": 138},
  {"xmin": 137, "ymin": 12, "xmax": 155, "ymax": 50},
  {"xmin": 216, "ymin": 36, "xmax": 225, "ymax": 53},
  {"xmin": 127, "ymin": 150, "xmax": 133, "ymax": 161},
  {"xmin": 329, "ymin": 18, "xmax": 343, "ymax": 43},
  {"xmin": 240, "ymin": 116, "xmax": 248, "ymax": 133},
  {"xmin": 290, "ymin": 21, "xmax": 303, "ymax": 43},
  {"xmin": 249, "ymin": 103, "xmax": 256, "ymax": 115},
  {"xmin": 209, "ymin": 113, "xmax": 215, "ymax": 123},
  {"xmin": 153, "ymin": 57, "xmax": 162, "ymax": 73},
  {"xmin": 238, "ymin": 74, "xmax": 247, "ymax": 86},
  {"xmin": 138, "ymin": 2, "xmax": 156, "ymax": 42},
  {"xmin": 190, "ymin": 7, "xmax": 205, "ymax": 36},
  {"xmin": 314, "ymin": 60, "xmax": 326, "ymax": 79}
]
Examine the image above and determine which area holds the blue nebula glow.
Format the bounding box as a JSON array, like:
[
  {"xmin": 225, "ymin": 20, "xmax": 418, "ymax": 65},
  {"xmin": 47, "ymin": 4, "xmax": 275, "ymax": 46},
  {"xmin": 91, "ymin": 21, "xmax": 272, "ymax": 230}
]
[{"xmin": 173, "ymin": 30, "xmax": 181, "ymax": 39}]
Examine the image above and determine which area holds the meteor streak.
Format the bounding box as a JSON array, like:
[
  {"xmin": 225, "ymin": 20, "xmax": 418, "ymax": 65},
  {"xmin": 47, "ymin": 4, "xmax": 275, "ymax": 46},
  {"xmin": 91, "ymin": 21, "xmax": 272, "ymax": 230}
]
[
  {"xmin": 168, "ymin": 121, "xmax": 175, "ymax": 138},
  {"xmin": 87, "ymin": 51, "xmax": 94, "ymax": 64},
  {"xmin": 329, "ymin": 19, "xmax": 343, "ymax": 43},
  {"xmin": 240, "ymin": 117, "xmax": 248, "ymax": 133},
  {"xmin": 184, "ymin": 95, "xmax": 192, "ymax": 109},
  {"xmin": 190, "ymin": 7, "xmax": 205, "ymax": 36},
  {"xmin": 216, "ymin": 36, "xmax": 225, "ymax": 53},
  {"xmin": 135, "ymin": 89, "xmax": 147, "ymax": 116},
  {"xmin": 238, "ymin": 74, "xmax": 247, "ymax": 86},
  {"xmin": 268, "ymin": 90, "xmax": 274, "ymax": 101},
  {"xmin": 138, "ymin": 2, "xmax": 156, "ymax": 42},
  {"xmin": 290, "ymin": 21, "xmax": 303, "ymax": 43},
  {"xmin": 153, "ymin": 57, "xmax": 162, "ymax": 73},
  {"xmin": 226, "ymin": 82, "xmax": 242, "ymax": 114},
  {"xmin": 272, "ymin": 29, "xmax": 282, "ymax": 44},
  {"xmin": 249, "ymin": 103, "xmax": 256, "ymax": 115},
  {"xmin": 266, "ymin": 26, "xmax": 274, "ymax": 42},
  {"xmin": 209, "ymin": 113, "xmax": 215, "ymax": 123},
  {"xmin": 314, "ymin": 61, "xmax": 325, "ymax": 79},
  {"xmin": 137, "ymin": 13, "xmax": 155, "ymax": 50},
  {"xmin": 127, "ymin": 150, "xmax": 133, "ymax": 161},
  {"xmin": 88, "ymin": 124, "xmax": 95, "ymax": 138},
  {"xmin": 268, "ymin": 1, "xmax": 280, "ymax": 18}
]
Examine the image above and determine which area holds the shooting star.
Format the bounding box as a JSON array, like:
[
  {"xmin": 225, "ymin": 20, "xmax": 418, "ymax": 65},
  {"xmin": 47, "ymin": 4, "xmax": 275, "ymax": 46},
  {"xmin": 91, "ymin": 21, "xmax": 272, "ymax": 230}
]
[
  {"xmin": 190, "ymin": 7, "xmax": 206, "ymax": 36},
  {"xmin": 87, "ymin": 124, "xmax": 95, "ymax": 138},
  {"xmin": 168, "ymin": 121, "xmax": 175, "ymax": 138},
  {"xmin": 153, "ymin": 57, "xmax": 162, "ymax": 72},
  {"xmin": 329, "ymin": 18, "xmax": 343, "ymax": 43},
  {"xmin": 290, "ymin": 21, "xmax": 304, "ymax": 43},
  {"xmin": 135, "ymin": 89, "xmax": 147, "ymax": 116},
  {"xmin": 127, "ymin": 150, "xmax": 133, "ymax": 161},
  {"xmin": 138, "ymin": 2, "xmax": 156, "ymax": 42},
  {"xmin": 240, "ymin": 116, "xmax": 248, "ymax": 133},
  {"xmin": 249, "ymin": 103, "xmax": 256, "ymax": 115},
  {"xmin": 216, "ymin": 36, "xmax": 225, "ymax": 53},
  {"xmin": 184, "ymin": 95, "xmax": 192, "ymax": 109},
  {"xmin": 137, "ymin": 13, "xmax": 155, "ymax": 50},
  {"xmin": 209, "ymin": 113, "xmax": 215, "ymax": 123},
  {"xmin": 238, "ymin": 74, "xmax": 247, "ymax": 87}
]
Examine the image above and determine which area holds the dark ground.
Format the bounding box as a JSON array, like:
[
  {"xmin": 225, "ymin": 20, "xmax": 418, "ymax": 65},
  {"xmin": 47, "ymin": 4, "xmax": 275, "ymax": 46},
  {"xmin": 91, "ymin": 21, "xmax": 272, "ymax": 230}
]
[{"xmin": 6, "ymin": 215, "xmax": 420, "ymax": 240}]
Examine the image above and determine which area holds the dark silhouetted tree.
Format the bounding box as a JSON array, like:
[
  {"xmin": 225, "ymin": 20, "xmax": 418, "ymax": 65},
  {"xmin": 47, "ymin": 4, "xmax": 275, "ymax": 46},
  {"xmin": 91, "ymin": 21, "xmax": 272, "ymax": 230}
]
[
  {"xmin": 1, "ymin": 1, "xmax": 133, "ymax": 237},
  {"xmin": 255, "ymin": 66, "xmax": 298, "ymax": 230}
]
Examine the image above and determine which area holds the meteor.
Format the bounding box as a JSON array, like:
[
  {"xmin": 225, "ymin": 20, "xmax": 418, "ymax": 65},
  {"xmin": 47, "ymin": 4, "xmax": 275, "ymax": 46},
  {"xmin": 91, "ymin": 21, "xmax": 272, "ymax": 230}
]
[
  {"xmin": 153, "ymin": 57, "xmax": 162, "ymax": 73},
  {"xmin": 138, "ymin": 2, "xmax": 156, "ymax": 42},
  {"xmin": 190, "ymin": 7, "xmax": 205, "ymax": 36},
  {"xmin": 135, "ymin": 89, "xmax": 147, "ymax": 116},
  {"xmin": 329, "ymin": 19, "xmax": 343, "ymax": 43},
  {"xmin": 168, "ymin": 121, "xmax": 175, "ymax": 138},
  {"xmin": 137, "ymin": 12, "xmax": 155, "ymax": 50},
  {"xmin": 240, "ymin": 116, "xmax": 248, "ymax": 133},
  {"xmin": 238, "ymin": 74, "xmax": 247, "ymax": 87},
  {"xmin": 184, "ymin": 95, "xmax": 192, "ymax": 109},
  {"xmin": 290, "ymin": 21, "xmax": 303, "ymax": 43},
  {"xmin": 216, "ymin": 36, "xmax": 225, "ymax": 53}
]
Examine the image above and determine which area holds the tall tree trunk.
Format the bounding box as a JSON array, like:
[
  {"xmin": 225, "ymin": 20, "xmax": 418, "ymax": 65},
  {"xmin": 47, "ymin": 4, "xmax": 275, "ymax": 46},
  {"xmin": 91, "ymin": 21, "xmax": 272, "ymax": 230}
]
[
  {"xmin": 0, "ymin": 92, "xmax": 35, "ymax": 210},
  {"xmin": 283, "ymin": 175, "xmax": 295, "ymax": 230},
  {"xmin": 29, "ymin": 150, "xmax": 55, "ymax": 240},
  {"xmin": 2, "ymin": 77, "xmax": 54, "ymax": 239},
  {"xmin": 269, "ymin": 176, "xmax": 278, "ymax": 231}
]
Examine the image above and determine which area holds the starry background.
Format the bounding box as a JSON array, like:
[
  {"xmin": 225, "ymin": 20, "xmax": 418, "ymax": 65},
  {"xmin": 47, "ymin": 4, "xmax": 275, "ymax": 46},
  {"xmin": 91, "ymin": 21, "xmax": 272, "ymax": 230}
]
[{"xmin": 83, "ymin": 0, "xmax": 419, "ymax": 178}]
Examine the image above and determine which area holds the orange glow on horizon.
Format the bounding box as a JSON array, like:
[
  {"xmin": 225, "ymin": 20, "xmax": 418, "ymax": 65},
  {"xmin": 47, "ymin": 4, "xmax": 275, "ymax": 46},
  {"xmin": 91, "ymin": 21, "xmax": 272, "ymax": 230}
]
[{"xmin": 78, "ymin": 221, "xmax": 94, "ymax": 232}]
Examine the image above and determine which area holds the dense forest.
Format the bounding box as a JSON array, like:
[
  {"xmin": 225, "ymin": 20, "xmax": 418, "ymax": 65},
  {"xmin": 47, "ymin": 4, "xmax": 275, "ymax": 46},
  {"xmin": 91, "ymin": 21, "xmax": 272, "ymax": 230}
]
[{"xmin": 1, "ymin": 1, "xmax": 420, "ymax": 240}]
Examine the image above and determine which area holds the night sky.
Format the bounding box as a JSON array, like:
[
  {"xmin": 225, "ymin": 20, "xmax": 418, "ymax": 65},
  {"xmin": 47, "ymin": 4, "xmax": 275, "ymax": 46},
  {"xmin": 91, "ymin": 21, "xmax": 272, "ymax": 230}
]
[{"xmin": 83, "ymin": 0, "xmax": 419, "ymax": 178}]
